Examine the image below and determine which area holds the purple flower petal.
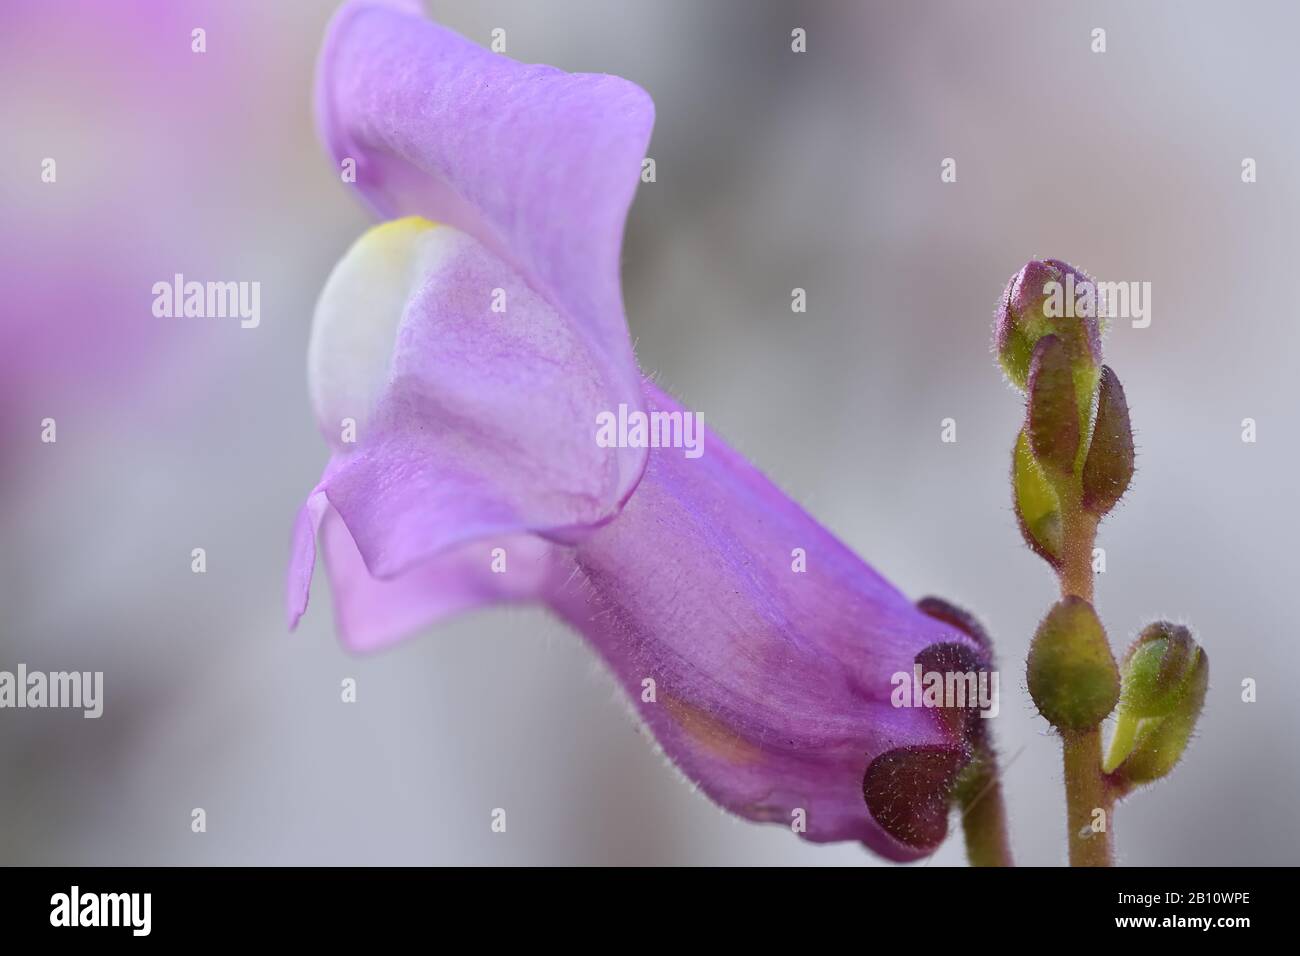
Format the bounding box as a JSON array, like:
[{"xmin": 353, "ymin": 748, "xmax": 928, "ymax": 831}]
[
  {"xmin": 296, "ymin": 222, "xmax": 639, "ymax": 609},
  {"xmin": 316, "ymin": 0, "xmax": 653, "ymax": 506},
  {"xmin": 293, "ymin": 343, "xmax": 978, "ymax": 857},
  {"xmin": 550, "ymin": 383, "xmax": 979, "ymax": 856}
]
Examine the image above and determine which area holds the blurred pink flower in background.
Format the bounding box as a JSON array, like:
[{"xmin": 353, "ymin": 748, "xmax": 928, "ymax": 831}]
[{"xmin": 0, "ymin": 1, "xmax": 275, "ymax": 482}]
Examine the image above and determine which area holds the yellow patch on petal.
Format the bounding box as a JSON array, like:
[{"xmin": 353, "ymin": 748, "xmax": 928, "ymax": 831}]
[
  {"xmin": 662, "ymin": 695, "xmax": 761, "ymax": 765},
  {"xmin": 308, "ymin": 216, "xmax": 457, "ymax": 448}
]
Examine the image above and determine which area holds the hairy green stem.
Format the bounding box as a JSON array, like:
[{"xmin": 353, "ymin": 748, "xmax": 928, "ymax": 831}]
[
  {"xmin": 1057, "ymin": 496, "xmax": 1098, "ymax": 603},
  {"xmin": 1055, "ymin": 485, "xmax": 1114, "ymax": 865},
  {"xmin": 1062, "ymin": 729, "xmax": 1114, "ymax": 866},
  {"xmin": 958, "ymin": 754, "xmax": 1015, "ymax": 867}
]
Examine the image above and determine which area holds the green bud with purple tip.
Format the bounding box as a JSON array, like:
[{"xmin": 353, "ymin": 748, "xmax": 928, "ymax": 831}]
[
  {"xmin": 994, "ymin": 258, "xmax": 1104, "ymax": 393},
  {"xmin": 999, "ymin": 259, "xmax": 1120, "ymax": 568}
]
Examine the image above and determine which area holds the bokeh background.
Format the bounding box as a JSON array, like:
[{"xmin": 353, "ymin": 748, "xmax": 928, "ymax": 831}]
[{"xmin": 2, "ymin": 0, "xmax": 1297, "ymax": 865}]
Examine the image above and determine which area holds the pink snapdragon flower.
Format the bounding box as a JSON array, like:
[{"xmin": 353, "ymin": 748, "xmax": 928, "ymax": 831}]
[{"xmin": 289, "ymin": 0, "xmax": 987, "ymax": 860}]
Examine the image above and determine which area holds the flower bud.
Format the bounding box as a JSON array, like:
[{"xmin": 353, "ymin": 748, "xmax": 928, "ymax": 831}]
[
  {"xmin": 1027, "ymin": 597, "xmax": 1120, "ymax": 732},
  {"xmin": 1027, "ymin": 335, "xmax": 1082, "ymax": 475},
  {"xmin": 1011, "ymin": 429, "xmax": 1062, "ymax": 566},
  {"xmin": 994, "ymin": 258, "xmax": 1103, "ymax": 391},
  {"xmin": 1081, "ymin": 366, "xmax": 1135, "ymax": 515},
  {"xmin": 1105, "ymin": 623, "xmax": 1208, "ymax": 783},
  {"xmin": 1121, "ymin": 622, "xmax": 1202, "ymax": 717}
]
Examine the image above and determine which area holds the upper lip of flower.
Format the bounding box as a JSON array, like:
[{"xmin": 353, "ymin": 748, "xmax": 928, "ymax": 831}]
[{"xmin": 316, "ymin": 0, "xmax": 656, "ymax": 516}]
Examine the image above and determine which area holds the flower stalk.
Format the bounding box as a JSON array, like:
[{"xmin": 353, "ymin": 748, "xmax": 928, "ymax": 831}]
[
  {"xmin": 994, "ymin": 259, "xmax": 1207, "ymax": 866},
  {"xmin": 1062, "ymin": 729, "xmax": 1114, "ymax": 866},
  {"xmin": 955, "ymin": 750, "xmax": 1015, "ymax": 867}
]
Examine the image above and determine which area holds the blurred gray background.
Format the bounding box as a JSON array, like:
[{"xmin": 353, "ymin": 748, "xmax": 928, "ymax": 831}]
[{"xmin": 1, "ymin": 0, "xmax": 1296, "ymax": 865}]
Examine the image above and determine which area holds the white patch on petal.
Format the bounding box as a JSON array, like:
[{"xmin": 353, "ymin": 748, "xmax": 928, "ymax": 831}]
[{"xmin": 308, "ymin": 216, "xmax": 459, "ymax": 446}]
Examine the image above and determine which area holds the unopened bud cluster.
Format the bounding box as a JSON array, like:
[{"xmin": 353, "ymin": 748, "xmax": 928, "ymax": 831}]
[
  {"xmin": 995, "ymin": 259, "xmax": 1134, "ymax": 567},
  {"xmin": 994, "ymin": 259, "xmax": 1206, "ymax": 794}
]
